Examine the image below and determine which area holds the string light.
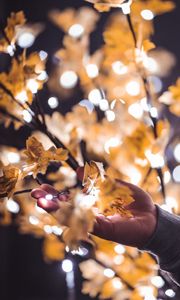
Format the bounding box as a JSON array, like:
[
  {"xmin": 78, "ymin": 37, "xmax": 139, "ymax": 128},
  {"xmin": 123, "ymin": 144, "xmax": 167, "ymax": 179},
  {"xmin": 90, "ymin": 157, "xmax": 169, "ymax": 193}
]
[
  {"xmin": 39, "ymin": 50, "xmax": 48, "ymax": 61},
  {"xmin": 174, "ymin": 143, "xmax": 180, "ymax": 162},
  {"xmin": 62, "ymin": 259, "xmax": 73, "ymax": 273},
  {"xmin": 128, "ymin": 102, "xmax": 143, "ymax": 119},
  {"xmin": 143, "ymin": 57, "xmax": 159, "ymax": 73},
  {"xmin": 68, "ymin": 24, "xmax": 84, "ymax": 38},
  {"xmin": 112, "ymin": 278, "xmax": 122, "ymax": 289},
  {"xmin": 141, "ymin": 9, "xmax": 154, "ymax": 20},
  {"xmin": 6, "ymin": 199, "xmax": 20, "ymax": 214},
  {"xmin": 165, "ymin": 289, "xmax": 176, "ymax": 298},
  {"xmin": 22, "ymin": 110, "xmax": 32, "ymax": 123},
  {"xmin": 52, "ymin": 226, "xmax": 63, "ymax": 236},
  {"xmin": 29, "ymin": 215, "xmax": 39, "ymax": 225},
  {"xmin": 60, "ymin": 71, "xmax": 78, "ymax": 89},
  {"xmin": 172, "ymin": 165, "xmax": 180, "ymax": 182},
  {"xmin": 27, "ymin": 79, "xmax": 38, "ymax": 93},
  {"xmin": 114, "ymin": 244, "xmax": 125, "ymax": 254},
  {"xmin": 112, "ymin": 61, "xmax": 128, "ymax": 75},
  {"xmin": 99, "ymin": 99, "xmax": 109, "ymax": 111},
  {"xmin": 151, "ymin": 276, "xmax": 165, "ymax": 288},
  {"xmin": 17, "ymin": 32, "xmax": 35, "ymax": 48},
  {"xmin": 7, "ymin": 152, "xmax": 20, "ymax": 163},
  {"xmin": 15, "ymin": 91, "xmax": 28, "ymax": 104},
  {"xmin": 105, "ymin": 110, "xmax": 116, "ymax": 122},
  {"xmin": 86, "ymin": 64, "xmax": 99, "ymax": 78},
  {"xmin": 103, "ymin": 268, "xmax": 115, "ymax": 278},
  {"xmin": 150, "ymin": 107, "xmax": 158, "ymax": 118},
  {"xmin": 37, "ymin": 71, "xmax": 48, "ymax": 81},
  {"xmin": 44, "ymin": 225, "xmax": 53, "ymax": 234},
  {"xmin": 88, "ymin": 89, "xmax": 102, "ymax": 105},
  {"xmin": 125, "ymin": 80, "xmax": 140, "ymax": 96},
  {"xmin": 104, "ymin": 137, "xmax": 120, "ymax": 154},
  {"xmin": 48, "ymin": 97, "xmax": 59, "ymax": 109},
  {"xmin": 145, "ymin": 150, "xmax": 165, "ymax": 168}
]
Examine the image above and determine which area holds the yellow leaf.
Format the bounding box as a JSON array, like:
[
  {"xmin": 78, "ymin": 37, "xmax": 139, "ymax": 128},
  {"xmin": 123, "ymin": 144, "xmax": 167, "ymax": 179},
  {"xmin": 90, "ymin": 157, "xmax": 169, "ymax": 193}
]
[{"xmin": 0, "ymin": 165, "xmax": 20, "ymax": 198}]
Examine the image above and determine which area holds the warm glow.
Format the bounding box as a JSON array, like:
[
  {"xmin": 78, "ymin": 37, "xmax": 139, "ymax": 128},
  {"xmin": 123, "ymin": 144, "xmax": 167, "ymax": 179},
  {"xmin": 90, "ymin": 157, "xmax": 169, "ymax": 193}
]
[
  {"xmin": 60, "ymin": 71, "xmax": 78, "ymax": 89},
  {"xmin": 17, "ymin": 32, "xmax": 35, "ymax": 48},
  {"xmin": 88, "ymin": 89, "xmax": 102, "ymax": 105},
  {"xmin": 112, "ymin": 61, "xmax": 128, "ymax": 75},
  {"xmin": 174, "ymin": 143, "xmax": 180, "ymax": 162},
  {"xmin": 48, "ymin": 97, "xmax": 59, "ymax": 109},
  {"xmin": 125, "ymin": 80, "xmax": 140, "ymax": 96},
  {"xmin": 105, "ymin": 110, "xmax": 116, "ymax": 122},
  {"xmin": 172, "ymin": 165, "xmax": 180, "ymax": 182},
  {"xmin": 128, "ymin": 102, "xmax": 143, "ymax": 119},
  {"xmin": 86, "ymin": 64, "xmax": 99, "ymax": 78},
  {"xmin": 141, "ymin": 9, "xmax": 154, "ymax": 20},
  {"xmin": 68, "ymin": 24, "xmax": 84, "ymax": 38},
  {"xmin": 62, "ymin": 259, "xmax": 73, "ymax": 273}
]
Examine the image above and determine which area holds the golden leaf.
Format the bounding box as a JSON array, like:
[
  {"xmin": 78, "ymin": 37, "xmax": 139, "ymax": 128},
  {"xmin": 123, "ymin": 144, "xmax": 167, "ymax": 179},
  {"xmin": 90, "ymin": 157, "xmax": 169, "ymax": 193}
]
[
  {"xmin": 83, "ymin": 160, "xmax": 105, "ymax": 193},
  {"xmin": 0, "ymin": 165, "xmax": 20, "ymax": 198},
  {"xmin": 43, "ymin": 235, "xmax": 65, "ymax": 261},
  {"xmin": 85, "ymin": 0, "xmax": 128, "ymax": 12}
]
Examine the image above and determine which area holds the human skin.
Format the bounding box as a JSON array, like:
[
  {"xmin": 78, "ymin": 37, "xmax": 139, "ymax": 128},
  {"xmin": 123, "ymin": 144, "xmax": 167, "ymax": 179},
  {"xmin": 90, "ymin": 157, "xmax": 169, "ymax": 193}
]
[{"xmin": 31, "ymin": 168, "xmax": 157, "ymax": 249}]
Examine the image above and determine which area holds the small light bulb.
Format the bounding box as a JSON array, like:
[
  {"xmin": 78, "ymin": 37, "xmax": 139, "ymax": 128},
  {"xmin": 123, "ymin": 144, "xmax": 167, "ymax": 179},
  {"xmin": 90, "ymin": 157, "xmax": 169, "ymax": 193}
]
[
  {"xmin": 48, "ymin": 97, "xmax": 59, "ymax": 109},
  {"xmin": 128, "ymin": 102, "xmax": 143, "ymax": 119},
  {"xmin": 86, "ymin": 64, "xmax": 99, "ymax": 78},
  {"xmin": 29, "ymin": 215, "xmax": 39, "ymax": 225},
  {"xmin": 112, "ymin": 61, "xmax": 128, "ymax": 75},
  {"xmin": 99, "ymin": 99, "xmax": 109, "ymax": 111},
  {"xmin": 62, "ymin": 259, "xmax": 73, "ymax": 273},
  {"xmin": 60, "ymin": 71, "xmax": 78, "ymax": 89},
  {"xmin": 7, "ymin": 152, "xmax": 20, "ymax": 163},
  {"xmin": 68, "ymin": 24, "xmax": 84, "ymax": 38},
  {"xmin": 141, "ymin": 9, "xmax": 154, "ymax": 20},
  {"xmin": 6, "ymin": 199, "xmax": 20, "ymax": 214},
  {"xmin": 125, "ymin": 81, "xmax": 140, "ymax": 96},
  {"xmin": 105, "ymin": 110, "xmax": 115, "ymax": 122},
  {"xmin": 27, "ymin": 79, "xmax": 38, "ymax": 94},
  {"xmin": 114, "ymin": 244, "xmax": 125, "ymax": 254},
  {"xmin": 172, "ymin": 165, "xmax": 180, "ymax": 182},
  {"xmin": 39, "ymin": 50, "xmax": 48, "ymax": 61},
  {"xmin": 17, "ymin": 32, "xmax": 35, "ymax": 48},
  {"xmin": 103, "ymin": 268, "xmax": 115, "ymax": 278},
  {"xmin": 88, "ymin": 89, "xmax": 102, "ymax": 105},
  {"xmin": 165, "ymin": 289, "xmax": 176, "ymax": 298},
  {"xmin": 174, "ymin": 144, "xmax": 180, "ymax": 162},
  {"xmin": 22, "ymin": 110, "xmax": 32, "ymax": 123}
]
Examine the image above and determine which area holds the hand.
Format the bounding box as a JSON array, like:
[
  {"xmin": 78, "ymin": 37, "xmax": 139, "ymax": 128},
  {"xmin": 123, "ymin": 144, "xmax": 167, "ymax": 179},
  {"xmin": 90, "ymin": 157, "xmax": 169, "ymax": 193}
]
[
  {"xmin": 31, "ymin": 173, "xmax": 157, "ymax": 249},
  {"xmin": 31, "ymin": 184, "xmax": 69, "ymax": 212},
  {"xmin": 94, "ymin": 180, "xmax": 157, "ymax": 248}
]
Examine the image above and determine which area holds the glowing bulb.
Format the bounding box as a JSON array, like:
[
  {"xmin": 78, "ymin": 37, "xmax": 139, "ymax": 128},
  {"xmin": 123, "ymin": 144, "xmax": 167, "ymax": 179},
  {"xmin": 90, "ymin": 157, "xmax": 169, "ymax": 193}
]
[
  {"xmin": 150, "ymin": 107, "xmax": 158, "ymax": 118},
  {"xmin": 144, "ymin": 57, "xmax": 158, "ymax": 73},
  {"xmin": 88, "ymin": 89, "xmax": 102, "ymax": 105},
  {"xmin": 165, "ymin": 196, "xmax": 177, "ymax": 211},
  {"xmin": 52, "ymin": 226, "xmax": 63, "ymax": 236},
  {"xmin": 121, "ymin": 2, "xmax": 131, "ymax": 14},
  {"xmin": 44, "ymin": 225, "xmax": 53, "ymax": 234},
  {"xmin": 17, "ymin": 32, "xmax": 35, "ymax": 48},
  {"xmin": 140, "ymin": 97, "xmax": 149, "ymax": 111},
  {"xmin": 145, "ymin": 150, "xmax": 165, "ymax": 168},
  {"xmin": 151, "ymin": 276, "xmax": 165, "ymax": 288},
  {"xmin": 6, "ymin": 199, "xmax": 20, "ymax": 213},
  {"xmin": 128, "ymin": 102, "xmax": 143, "ymax": 119},
  {"xmin": 105, "ymin": 110, "xmax": 115, "ymax": 122},
  {"xmin": 86, "ymin": 64, "xmax": 99, "ymax": 78},
  {"xmin": 104, "ymin": 137, "xmax": 120, "ymax": 154},
  {"xmin": 22, "ymin": 110, "xmax": 32, "ymax": 123},
  {"xmin": 39, "ymin": 50, "xmax": 48, "ymax": 61},
  {"xmin": 103, "ymin": 268, "xmax": 115, "ymax": 278},
  {"xmin": 29, "ymin": 215, "xmax": 39, "ymax": 225},
  {"xmin": 164, "ymin": 170, "xmax": 171, "ymax": 184},
  {"xmin": 112, "ymin": 61, "xmax": 128, "ymax": 75},
  {"xmin": 27, "ymin": 79, "xmax": 38, "ymax": 94},
  {"xmin": 112, "ymin": 278, "xmax": 122, "ymax": 289},
  {"xmin": 113, "ymin": 255, "xmax": 124, "ymax": 265},
  {"xmin": 165, "ymin": 289, "xmax": 176, "ymax": 298},
  {"xmin": 37, "ymin": 71, "xmax": 48, "ymax": 81},
  {"xmin": 125, "ymin": 81, "xmax": 140, "ymax": 96},
  {"xmin": 7, "ymin": 45, "xmax": 15, "ymax": 56},
  {"xmin": 172, "ymin": 165, "xmax": 180, "ymax": 182},
  {"xmin": 15, "ymin": 91, "xmax": 28, "ymax": 104},
  {"xmin": 45, "ymin": 194, "xmax": 54, "ymax": 201},
  {"xmin": 7, "ymin": 152, "xmax": 20, "ymax": 163},
  {"xmin": 141, "ymin": 9, "xmax": 154, "ymax": 20},
  {"xmin": 79, "ymin": 99, "xmax": 94, "ymax": 113},
  {"xmin": 62, "ymin": 259, "xmax": 73, "ymax": 273},
  {"xmin": 99, "ymin": 99, "xmax": 109, "ymax": 111},
  {"xmin": 48, "ymin": 97, "xmax": 59, "ymax": 109},
  {"xmin": 114, "ymin": 244, "xmax": 125, "ymax": 254},
  {"xmin": 60, "ymin": 71, "xmax": 78, "ymax": 89},
  {"xmin": 174, "ymin": 144, "xmax": 180, "ymax": 162},
  {"xmin": 68, "ymin": 24, "xmax": 84, "ymax": 38}
]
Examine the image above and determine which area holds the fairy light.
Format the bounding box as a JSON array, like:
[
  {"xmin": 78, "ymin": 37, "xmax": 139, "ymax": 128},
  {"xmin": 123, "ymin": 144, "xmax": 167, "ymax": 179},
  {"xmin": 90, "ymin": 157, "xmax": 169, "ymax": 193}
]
[
  {"xmin": 112, "ymin": 278, "xmax": 122, "ymax": 289},
  {"xmin": 140, "ymin": 97, "xmax": 149, "ymax": 111},
  {"xmin": 99, "ymin": 99, "xmax": 109, "ymax": 111},
  {"xmin": 150, "ymin": 107, "xmax": 158, "ymax": 118},
  {"xmin": 44, "ymin": 225, "xmax": 53, "ymax": 234},
  {"xmin": 6, "ymin": 199, "xmax": 20, "ymax": 214},
  {"xmin": 172, "ymin": 165, "xmax": 180, "ymax": 182},
  {"xmin": 139, "ymin": 286, "xmax": 155, "ymax": 299},
  {"xmin": 88, "ymin": 89, "xmax": 102, "ymax": 105},
  {"xmin": 68, "ymin": 24, "xmax": 84, "ymax": 38},
  {"xmin": 128, "ymin": 102, "xmax": 143, "ymax": 119},
  {"xmin": 7, "ymin": 45, "xmax": 15, "ymax": 56},
  {"xmin": 143, "ymin": 57, "xmax": 159, "ymax": 73},
  {"xmin": 22, "ymin": 110, "xmax": 32, "ymax": 123},
  {"xmin": 15, "ymin": 90, "xmax": 28, "ymax": 104},
  {"xmin": 113, "ymin": 255, "xmax": 124, "ymax": 265},
  {"xmin": 86, "ymin": 64, "xmax": 99, "ymax": 78},
  {"xmin": 165, "ymin": 196, "xmax": 178, "ymax": 211},
  {"xmin": 121, "ymin": 1, "xmax": 132, "ymax": 14},
  {"xmin": 52, "ymin": 226, "xmax": 63, "ymax": 236},
  {"xmin": 45, "ymin": 194, "xmax": 54, "ymax": 201},
  {"xmin": 103, "ymin": 268, "xmax": 115, "ymax": 278},
  {"xmin": 164, "ymin": 170, "xmax": 171, "ymax": 184},
  {"xmin": 27, "ymin": 79, "xmax": 38, "ymax": 94},
  {"xmin": 62, "ymin": 259, "xmax": 73, "ymax": 273},
  {"xmin": 114, "ymin": 244, "xmax": 125, "ymax": 254},
  {"xmin": 7, "ymin": 152, "xmax": 20, "ymax": 163},
  {"xmin": 141, "ymin": 9, "xmax": 154, "ymax": 20},
  {"xmin": 112, "ymin": 61, "xmax": 128, "ymax": 75},
  {"xmin": 151, "ymin": 276, "xmax": 165, "ymax": 288},
  {"xmin": 174, "ymin": 143, "xmax": 180, "ymax": 162},
  {"xmin": 125, "ymin": 80, "xmax": 140, "ymax": 96},
  {"xmin": 145, "ymin": 150, "xmax": 165, "ymax": 168},
  {"xmin": 104, "ymin": 137, "xmax": 120, "ymax": 154},
  {"xmin": 105, "ymin": 110, "xmax": 116, "ymax": 122},
  {"xmin": 165, "ymin": 289, "xmax": 176, "ymax": 298},
  {"xmin": 29, "ymin": 215, "xmax": 39, "ymax": 225},
  {"xmin": 37, "ymin": 71, "xmax": 48, "ymax": 81},
  {"xmin": 39, "ymin": 50, "xmax": 48, "ymax": 61},
  {"xmin": 48, "ymin": 97, "xmax": 59, "ymax": 109},
  {"xmin": 59, "ymin": 71, "xmax": 78, "ymax": 89},
  {"xmin": 17, "ymin": 32, "xmax": 35, "ymax": 48}
]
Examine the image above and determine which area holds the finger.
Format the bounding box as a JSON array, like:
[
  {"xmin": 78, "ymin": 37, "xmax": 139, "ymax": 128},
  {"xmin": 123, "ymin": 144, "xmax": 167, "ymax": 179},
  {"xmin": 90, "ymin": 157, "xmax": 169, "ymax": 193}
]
[
  {"xmin": 93, "ymin": 215, "xmax": 114, "ymax": 241},
  {"xmin": 31, "ymin": 188, "xmax": 47, "ymax": 199},
  {"xmin": 40, "ymin": 184, "xmax": 59, "ymax": 196},
  {"xmin": 37, "ymin": 197, "xmax": 59, "ymax": 213}
]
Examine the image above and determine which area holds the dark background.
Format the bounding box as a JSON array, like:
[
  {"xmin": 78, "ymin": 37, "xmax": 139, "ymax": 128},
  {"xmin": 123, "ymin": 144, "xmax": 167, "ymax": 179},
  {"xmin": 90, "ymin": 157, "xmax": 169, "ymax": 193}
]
[{"xmin": 0, "ymin": 1, "xmax": 180, "ymax": 299}]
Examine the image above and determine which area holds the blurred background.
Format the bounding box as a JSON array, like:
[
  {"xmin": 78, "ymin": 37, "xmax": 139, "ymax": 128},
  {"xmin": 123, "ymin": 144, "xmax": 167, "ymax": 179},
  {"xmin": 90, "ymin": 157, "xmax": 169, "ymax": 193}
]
[{"xmin": 0, "ymin": 0, "xmax": 180, "ymax": 299}]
